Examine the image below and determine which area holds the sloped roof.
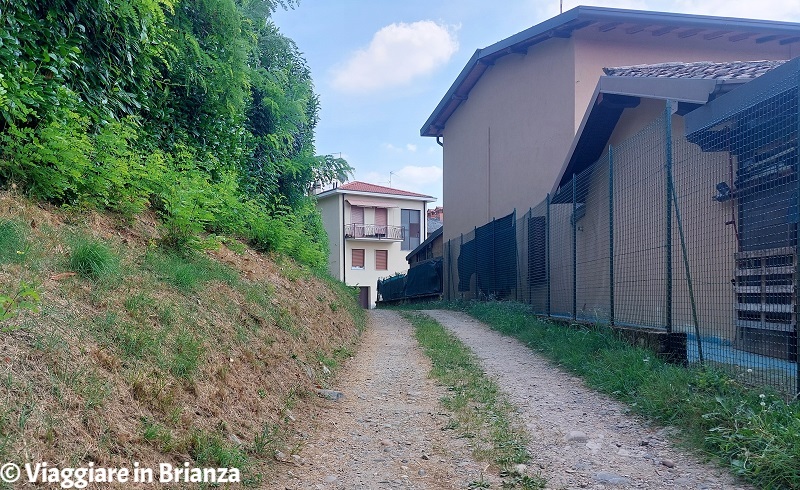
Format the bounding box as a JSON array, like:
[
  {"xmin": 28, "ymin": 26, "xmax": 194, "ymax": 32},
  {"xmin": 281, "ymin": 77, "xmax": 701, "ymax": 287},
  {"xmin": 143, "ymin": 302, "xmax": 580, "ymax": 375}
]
[
  {"xmin": 553, "ymin": 59, "xmax": 789, "ymax": 193},
  {"xmin": 316, "ymin": 181, "xmax": 436, "ymax": 202},
  {"xmin": 604, "ymin": 60, "xmax": 786, "ymax": 79},
  {"xmin": 338, "ymin": 181, "xmax": 433, "ymax": 198},
  {"xmin": 421, "ymin": 6, "xmax": 800, "ymax": 137},
  {"xmin": 427, "ymin": 218, "xmax": 443, "ymax": 233}
]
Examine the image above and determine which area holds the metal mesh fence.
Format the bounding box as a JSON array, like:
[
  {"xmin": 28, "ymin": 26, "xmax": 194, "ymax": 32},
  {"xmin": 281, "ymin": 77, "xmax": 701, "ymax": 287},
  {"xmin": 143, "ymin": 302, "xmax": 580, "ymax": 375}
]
[{"xmin": 441, "ymin": 69, "xmax": 800, "ymax": 397}]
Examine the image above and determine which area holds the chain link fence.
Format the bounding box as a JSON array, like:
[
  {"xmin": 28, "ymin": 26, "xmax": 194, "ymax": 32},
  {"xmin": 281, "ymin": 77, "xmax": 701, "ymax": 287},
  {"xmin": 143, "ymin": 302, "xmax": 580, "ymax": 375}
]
[{"xmin": 443, "ymin": 64, "xmax": 800, "ymax": 397}]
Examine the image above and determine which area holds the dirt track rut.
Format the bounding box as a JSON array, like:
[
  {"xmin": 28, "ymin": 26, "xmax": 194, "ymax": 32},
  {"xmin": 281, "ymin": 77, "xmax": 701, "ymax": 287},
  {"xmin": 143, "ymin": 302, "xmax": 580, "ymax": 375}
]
[{"xmin": 274, "ymin": 309, "xmax": 752, "ymax": 489}]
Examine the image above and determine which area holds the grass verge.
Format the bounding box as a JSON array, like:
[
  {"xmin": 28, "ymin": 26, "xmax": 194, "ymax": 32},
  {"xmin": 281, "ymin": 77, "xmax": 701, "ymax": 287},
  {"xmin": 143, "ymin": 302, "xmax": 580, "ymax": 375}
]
[
  {"xmin": 402, "ymin": 311, "xmax": 545, "ymax": 489},
  {"xmin": 444, "ymin": 301, "xmax": 800, "ymax": 490}
]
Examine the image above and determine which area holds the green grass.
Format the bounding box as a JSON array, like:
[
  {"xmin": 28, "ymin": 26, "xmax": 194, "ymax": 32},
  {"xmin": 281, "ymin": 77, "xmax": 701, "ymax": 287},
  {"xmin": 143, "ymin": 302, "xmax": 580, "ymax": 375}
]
[
  {"xmin": 0, "ymin": 219, "xmax": 28, "ymax": 263},
  {"xmin": 68, "ymin": 236, "xmax": 120, "ymax": 281},
  {"xmin": 402, "ymin": 311, "xmax": 545, "ymax": 489},
  {"xmin": 144, "ymin": 250, "xmax": 238, "ymax": 293},
  {"xmin": 443, "ymin": 301, "xmax": 800, "ymax": 490}
]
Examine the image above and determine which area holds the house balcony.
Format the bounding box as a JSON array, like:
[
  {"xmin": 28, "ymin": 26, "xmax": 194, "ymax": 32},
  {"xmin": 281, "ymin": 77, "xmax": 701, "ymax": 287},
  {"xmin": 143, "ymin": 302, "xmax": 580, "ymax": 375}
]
[{"xmin": 344, "ymin": 223, "xmax": 404, "ymax": 241}]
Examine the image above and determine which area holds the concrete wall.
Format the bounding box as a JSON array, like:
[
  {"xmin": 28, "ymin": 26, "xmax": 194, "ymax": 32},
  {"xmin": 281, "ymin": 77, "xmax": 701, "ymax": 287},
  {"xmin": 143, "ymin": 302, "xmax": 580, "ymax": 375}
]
[{"xmin": 317, "ymin": 194, "xmax": 343, "ymax": 280}]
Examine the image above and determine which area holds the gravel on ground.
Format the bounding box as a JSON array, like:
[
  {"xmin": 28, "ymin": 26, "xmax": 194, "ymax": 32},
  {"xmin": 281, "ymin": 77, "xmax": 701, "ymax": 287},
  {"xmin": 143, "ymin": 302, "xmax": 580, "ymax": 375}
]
[
  {"xmin": 274, "ymin": 308, "xmax": 755, "ymax": 489},
  {"xmin": 422, "ymin": 309, "xmax": 754, "ymax": 490},
  {"xmin": 273, "ymin": 309, "xmax": 496, "ymax": 489}
]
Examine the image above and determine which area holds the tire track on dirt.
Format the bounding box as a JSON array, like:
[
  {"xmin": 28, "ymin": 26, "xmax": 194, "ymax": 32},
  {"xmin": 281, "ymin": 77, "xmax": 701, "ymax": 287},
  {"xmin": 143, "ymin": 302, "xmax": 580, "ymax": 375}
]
[
  {"xmin": 274, "ymin": 309, "xmax": 494, "ymax": 489},
  {"xmin": 423, "ymin": 309, "xmax": 754, "ymax": 490}
]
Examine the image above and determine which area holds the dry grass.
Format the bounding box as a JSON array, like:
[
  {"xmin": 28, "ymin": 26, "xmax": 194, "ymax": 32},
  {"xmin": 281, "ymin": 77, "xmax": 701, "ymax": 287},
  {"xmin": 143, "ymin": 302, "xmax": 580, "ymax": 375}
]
[{"xmin": 0, "ymin": 190, "xmax": 364, "ymax": 487}]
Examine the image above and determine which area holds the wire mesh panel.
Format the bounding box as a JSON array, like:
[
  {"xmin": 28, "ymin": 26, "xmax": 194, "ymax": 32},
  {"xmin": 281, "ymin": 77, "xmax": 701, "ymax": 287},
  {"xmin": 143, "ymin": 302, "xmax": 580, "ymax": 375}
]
[
  {"xmin": 612, "ymin": 114, "xmax": 669, "ymax": 329},
  {"xmin": 528, "ymin": 198, "xmax": 549, "ymax": 313},
  {"xmin": 684, "ymin": 66, "xmax": 799, "ymax": 395},
  {"xmin": 549, "ymin": 180, "xmax": 575, "ymax": 319},
  {"xmin": 575, "ymin": 154, "xmax": 612, "ymax": 324},
  {"xmin": 437, "ymin": 63, "xmax": 799, "ymax": 398}
]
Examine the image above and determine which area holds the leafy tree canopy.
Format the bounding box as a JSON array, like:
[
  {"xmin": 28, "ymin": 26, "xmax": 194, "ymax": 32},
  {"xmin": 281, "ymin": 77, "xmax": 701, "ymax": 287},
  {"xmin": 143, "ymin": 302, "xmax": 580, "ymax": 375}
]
[{"xmin": 0, "ymin": 0, "xmax": 352, "ymax": 268}]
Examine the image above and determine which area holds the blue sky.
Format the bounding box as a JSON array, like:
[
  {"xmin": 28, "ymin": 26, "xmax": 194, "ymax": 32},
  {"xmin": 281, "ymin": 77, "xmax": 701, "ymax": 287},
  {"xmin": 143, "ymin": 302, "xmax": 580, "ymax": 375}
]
[{"xmin": 272, "ymin": 0, "xmax": 800, "ymax": 203}]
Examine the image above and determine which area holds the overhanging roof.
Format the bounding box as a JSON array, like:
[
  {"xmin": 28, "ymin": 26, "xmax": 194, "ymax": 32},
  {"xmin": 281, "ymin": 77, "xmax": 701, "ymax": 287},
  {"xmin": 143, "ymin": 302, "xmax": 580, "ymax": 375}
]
[
  {"xmin": 421, "ymin": 6, "xmax": 800, "ymax": 137},
  {"xmin": 552, "ymin": 73, "xmax": 756, "ymax": 194},
  {"xmin": 685, "ymin": 56, "xmax": 800, "ymax": 137},
  {"xmin": 406, "ymin": 226, "xmax": 443, "ymax": 262}
]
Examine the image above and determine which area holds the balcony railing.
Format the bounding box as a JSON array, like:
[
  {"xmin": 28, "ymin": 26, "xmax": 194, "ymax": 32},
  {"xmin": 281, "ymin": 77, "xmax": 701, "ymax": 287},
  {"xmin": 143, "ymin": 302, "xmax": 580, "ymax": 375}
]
[{"xmin": 344, "ymin": 223, "xmax": 404, "ymax": 240}]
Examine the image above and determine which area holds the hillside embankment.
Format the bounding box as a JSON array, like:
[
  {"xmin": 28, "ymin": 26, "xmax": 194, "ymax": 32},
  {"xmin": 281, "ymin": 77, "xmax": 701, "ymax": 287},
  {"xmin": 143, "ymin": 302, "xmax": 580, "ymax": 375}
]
[{"xmin": 0, "ymin": 191, "xmax": 364, "ymax": 487}]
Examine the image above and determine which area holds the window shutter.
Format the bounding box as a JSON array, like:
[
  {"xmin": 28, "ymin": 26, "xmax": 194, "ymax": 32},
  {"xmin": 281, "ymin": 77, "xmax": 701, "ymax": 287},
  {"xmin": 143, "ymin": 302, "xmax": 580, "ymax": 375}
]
[
  {"xmin": 352, "ymin": 249, "xmax": 365, "ymax": 268},
  {"xmin": 376, "ymin": 250, "xmax": 388, "ymax": 270},
  {"xmin": 351, "ymin": 206, "xmax": 364, "ymax": 224},
  {"xmin": 375, "ymin": 207, "xmax": 387, "ymax": 235}
]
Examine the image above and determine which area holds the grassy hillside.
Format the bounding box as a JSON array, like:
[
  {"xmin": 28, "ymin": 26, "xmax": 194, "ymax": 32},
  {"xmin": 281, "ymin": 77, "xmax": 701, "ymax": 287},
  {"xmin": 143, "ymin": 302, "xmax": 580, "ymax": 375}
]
[{"xmin": 0, "ymin": 191, "xmax": 365, "ymax": 486}]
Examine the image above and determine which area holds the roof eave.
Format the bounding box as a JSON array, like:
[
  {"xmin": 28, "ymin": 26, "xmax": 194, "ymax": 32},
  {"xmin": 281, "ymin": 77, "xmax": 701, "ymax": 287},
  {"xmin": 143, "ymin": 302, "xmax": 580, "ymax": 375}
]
[
  {"xmin": 421, "ymin": 5, "xmax": 800, "ymax": 137},
  {"xmin": 317, "ymin": 188, "xmax": 436, "ymax": 203},
  {"xmin": 550, "ymin": 75, "xmax": 749, "ymax": 194}
]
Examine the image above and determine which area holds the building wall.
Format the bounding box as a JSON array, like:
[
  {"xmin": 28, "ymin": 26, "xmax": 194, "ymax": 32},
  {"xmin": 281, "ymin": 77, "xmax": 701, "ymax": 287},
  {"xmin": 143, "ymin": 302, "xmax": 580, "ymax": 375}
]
[
  {"xmin": 441, "ymin": 28, "xmax": 798, "ymax": 249},
  {"xmin": 442, "ymin": 37, "xmax": 576, "ymax": 245},
  {"xmin": 341, "ymin": 197, "xmax": 428, "ymax": 307},
  {"xmin": 571, "ymin": 30, "xmax": 797, "ymax": 133},
  {"xmin": 317, "ymin": 194, "xmax": 343, "ymax": 280}
]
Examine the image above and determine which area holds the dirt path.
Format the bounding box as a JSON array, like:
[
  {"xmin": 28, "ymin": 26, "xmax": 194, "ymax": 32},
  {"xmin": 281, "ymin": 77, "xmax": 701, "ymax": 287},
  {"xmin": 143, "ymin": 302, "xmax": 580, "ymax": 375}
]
[
  {"xmin": 273, "ymin": 309, "xmax": 496, "ymax": 489},
  {"xmin": 422, "ymin": 309, "xmax": 753, "ymax": 490},
  {"xmin": 275, "ymin": 309, "xmax": 753, "ymax": 489}
]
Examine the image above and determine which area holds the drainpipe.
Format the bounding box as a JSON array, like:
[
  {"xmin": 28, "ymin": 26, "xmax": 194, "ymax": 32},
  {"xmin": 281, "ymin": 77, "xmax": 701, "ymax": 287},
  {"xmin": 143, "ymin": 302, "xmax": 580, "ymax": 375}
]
[
  {"xmin": 436, "ymin": 135, "xmax": 443, "ymax": 147},
  {"xmin": 342, "ymin": 193, "xmax": 346, "ymax": 284}
]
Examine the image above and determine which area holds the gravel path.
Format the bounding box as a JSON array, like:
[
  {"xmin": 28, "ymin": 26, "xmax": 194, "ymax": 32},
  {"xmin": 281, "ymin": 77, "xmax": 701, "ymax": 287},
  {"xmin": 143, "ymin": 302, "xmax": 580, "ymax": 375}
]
[
  {"xmin": 422, "ymin": 309, "xmax": 753, "ymax": 490},
  {"xmin": 275, "ymin": 309, "xmax": 753, "ymax": 489},
  {"xmin": 274, "ymin": 309, "xmax": 496, "ymax": 489}
]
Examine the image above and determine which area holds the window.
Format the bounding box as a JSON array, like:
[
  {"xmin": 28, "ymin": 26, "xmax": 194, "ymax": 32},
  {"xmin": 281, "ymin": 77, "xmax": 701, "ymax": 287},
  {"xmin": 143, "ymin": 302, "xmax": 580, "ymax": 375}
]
[
  {"xmin": 401, "ymin": 209, "xmax": 421, "ymax": 251},
  {"xmin": 375, "ymin": 207, "xmax": 387, "ymax": 236},
  {"xmin": 351, "ymin": 206, "xmax": 364, "ymax": 238},
  {"xmin": 376, "ymin": 250, "xmax": 388, "ymax": 270},
  {"xmin": 351, "ymin": 249, "xmax": 365, "ymax": 269}
]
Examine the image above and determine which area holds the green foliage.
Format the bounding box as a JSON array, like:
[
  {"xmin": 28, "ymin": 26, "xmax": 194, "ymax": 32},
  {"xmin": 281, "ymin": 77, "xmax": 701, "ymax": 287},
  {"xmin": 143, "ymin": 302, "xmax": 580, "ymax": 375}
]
[
  {"xmin": 68, "ymin": 237, "xmax": 120, "ymax": 281},
  {"xmin": 144, "ymin": 250, "xmax": 238, "ymax": 292},
  {"xmin": 1, "ymin": 282, "xmax": 41, "ymax": 324},
  {"xmin": 0, "ymin": 0, "xmax": 348, "ymax": 268}
]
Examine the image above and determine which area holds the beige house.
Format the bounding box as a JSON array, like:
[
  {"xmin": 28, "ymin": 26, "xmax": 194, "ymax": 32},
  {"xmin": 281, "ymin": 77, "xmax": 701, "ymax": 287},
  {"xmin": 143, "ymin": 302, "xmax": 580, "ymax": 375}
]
[
  {"xmin": 422, "ymin": 6, "xmax": 800, "ymax": 247},
  {"xmin": 316, "ymin": 181, "xmax": 435, "ymax": 308}
]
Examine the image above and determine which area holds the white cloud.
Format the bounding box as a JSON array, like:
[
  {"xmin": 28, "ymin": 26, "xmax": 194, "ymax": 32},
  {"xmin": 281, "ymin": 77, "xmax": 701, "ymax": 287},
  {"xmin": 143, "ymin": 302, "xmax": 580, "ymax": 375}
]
[
  {"xmin": 406, "ymin": 144, "xmax": 418, "ymax": 152},
  {"xmin": 392, "ymin": 165, "xmax": 443, "ymax": 187},
  {"xmin": 331, "ymin": 21, "xmax": 459, "ymax": 93}
]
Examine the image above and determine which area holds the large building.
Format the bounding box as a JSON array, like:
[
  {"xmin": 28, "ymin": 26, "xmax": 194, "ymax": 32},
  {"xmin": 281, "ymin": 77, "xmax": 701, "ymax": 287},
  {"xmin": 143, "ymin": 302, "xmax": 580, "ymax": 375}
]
[
  {"xmin": 316, "ymin": 181, "xmax": 435, "ymax": 308},
  {"xmin": 422, "ymin": 6, "xmax": 800, "ymax": 246}
]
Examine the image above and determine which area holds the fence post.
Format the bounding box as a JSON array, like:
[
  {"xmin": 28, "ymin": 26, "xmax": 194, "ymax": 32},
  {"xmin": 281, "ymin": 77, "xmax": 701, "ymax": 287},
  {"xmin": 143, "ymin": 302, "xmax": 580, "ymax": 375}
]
[
  {"xmin": 572, "ymin": 174, "xmax": 577, "ymax": 321},
  {"xmin": 665, "ymin": 100, "xmax": 673, "ymax": 334},
  {"xmin": 492, "ymin": 217, "xmax": 496, "ymax": 299},
  {"xmin": 447, "ymin": 239, "xmax": 451, "ymax": 302},
  {"xmin": 546, "ymin": 193, "xmax": 551, "ymax": 317},
  {"xmin": 609, "ymin": 146, "xmax": 615, "ymax": 327}
]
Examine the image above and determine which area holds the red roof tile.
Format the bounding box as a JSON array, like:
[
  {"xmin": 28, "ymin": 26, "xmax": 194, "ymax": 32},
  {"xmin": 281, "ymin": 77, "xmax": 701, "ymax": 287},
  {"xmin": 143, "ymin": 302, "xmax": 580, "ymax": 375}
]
[{"xmin": 338, "ymin": 181, "xmax": 433, "ymax": 198}]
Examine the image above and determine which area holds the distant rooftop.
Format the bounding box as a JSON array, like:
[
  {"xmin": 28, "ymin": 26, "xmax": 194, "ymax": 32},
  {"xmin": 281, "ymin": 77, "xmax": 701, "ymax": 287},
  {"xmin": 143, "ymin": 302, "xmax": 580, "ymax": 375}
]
[
  {"xmin": 604, "ymin": 60, "xmax": 787, "ymax": 79},
  {"xmin": 316, "ymin": 181, "xmax": 436, "ymax": 201},
  {"xmin": 338, "ymin": 181, "xmax": 433, "ymax": 198}
]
